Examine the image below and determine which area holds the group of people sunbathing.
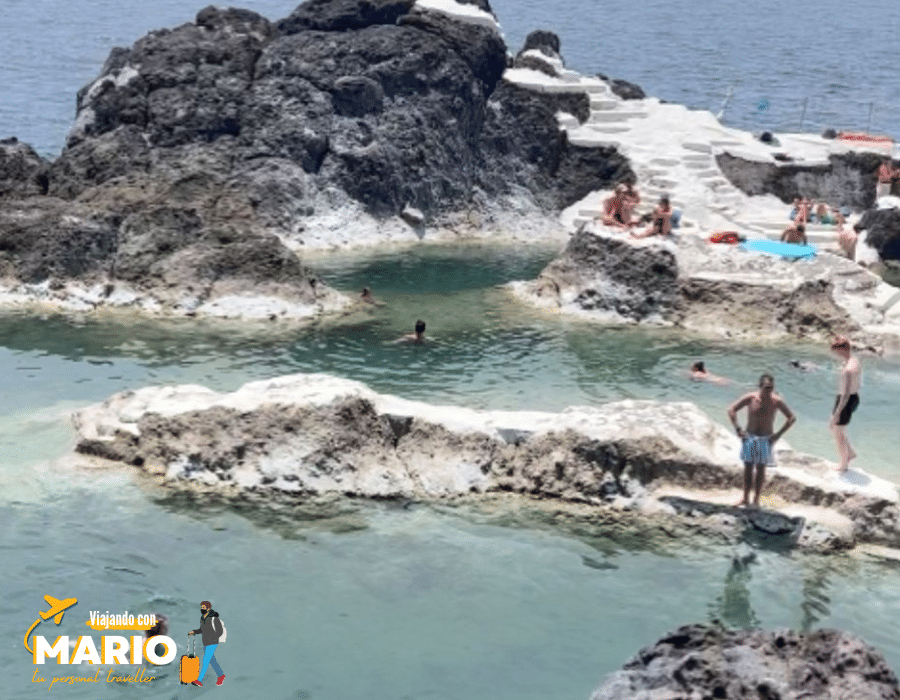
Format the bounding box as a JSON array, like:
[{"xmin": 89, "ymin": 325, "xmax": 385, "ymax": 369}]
[
  {"xmin": 595, "ymin": 182, "xmax": 674, "ymax": 238},
  {"xmin": 782, "ymin": 197, "xmax": 857, "ymax": 259}
]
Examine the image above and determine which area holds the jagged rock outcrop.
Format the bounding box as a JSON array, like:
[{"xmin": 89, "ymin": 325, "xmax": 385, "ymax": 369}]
[
  {"xmin": 0, "ymin": 2, "xmax": 632, "ymax": 315},
  {"xmin": 591, "ymin": 624, "xmax": 900, "ymax": 700},
  {"xmin": 856, "ymin": 206, "xmax": 900, "ymax": 262},
  {"xmin": 517, "ymin": 228, "xmax": 893, "ymax": 344},
  {"xmin": 0, "ymin": 138, "xmax": 50, "ymax": 197},
  {"xmin": 596, "ymin": 73, "xmax": 646, "ymax": 100},
  {"xmin": 69, "ymin": 373, "xmax": 900, "ymax": 551},
  {"xmin": 716, "ymin": 151, "xmax": 883, "ymax": 210}
]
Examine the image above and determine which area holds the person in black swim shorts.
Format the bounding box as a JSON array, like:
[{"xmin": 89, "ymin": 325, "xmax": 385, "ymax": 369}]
[{"xmin": 829, "ymin": 336, "xmax": 861, "ymax": 472}]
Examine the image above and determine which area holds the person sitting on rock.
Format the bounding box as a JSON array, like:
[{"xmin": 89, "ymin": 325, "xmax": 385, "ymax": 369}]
[
  {"xmin": 812, "ymin": 203, "xmax": 836, "ymax": 225},
  {"xmin": 789, "ymin": 197, "xmax": 811, "ymax": 224},
  {"xmin": 621, "ymin": 180, "xmax": 641, "ymax": 225},
  {"xmin": 395, "ymin": 319, "xmax": 426, "ymax": 344},
  {"xmin": 631, "ymin": 196, "xmax": 672, "ymax": 239},
  {"xmin": 598, "ymin": 184, "xmax": 630, "ymax": 230},
  {"xmin": 876, "ymin": 157, "xmax": 900, "ymax": 199},
  {"xmin": 780, "ymin": 222, "xmax": 807, "ymax": 245}
]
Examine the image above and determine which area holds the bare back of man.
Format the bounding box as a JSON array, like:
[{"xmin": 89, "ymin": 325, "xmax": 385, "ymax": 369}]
[{"xmin": 727, "ymin": 374, "xmax": 796, "ymax": 506}]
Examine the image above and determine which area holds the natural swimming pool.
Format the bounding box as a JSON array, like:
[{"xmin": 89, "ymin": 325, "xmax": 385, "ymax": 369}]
[{"xmin": 3, "ymin": 241, "xmax": 899, "ymax": 699}]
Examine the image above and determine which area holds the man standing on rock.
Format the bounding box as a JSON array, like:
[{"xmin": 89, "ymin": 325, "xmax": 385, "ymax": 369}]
[
  {"xmin": 727, "ymin": 374, "xmax": 797, "ymax": 507},
  {"xmin": 876, "ymin": 157, "xmax": 900, "ymax": 199},
  {"xmin": 829, "ymin": 336, "xmax": 861, "ymax": 473}
]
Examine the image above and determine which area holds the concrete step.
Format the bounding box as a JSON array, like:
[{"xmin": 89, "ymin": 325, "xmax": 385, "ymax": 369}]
[
  {"xmin": 587, "ymin": 124, "xmax": 631, "ymax": 134},
  {"xmin": 588, "ymin": 111, "xmax": 649, "ymax": 123},
  {"xmin": 589, "ymin": 99, "xmax": 619, "ymax": 110},
  {"xmin": 650, "ymin": 157, "xmax": 681, "ymax": 166},
  {"xmin": 684, "ymin": 161, "xmax": 716, "ymax": 170},
  {"xmin": 755, "ymin": 221, "xmax": 843, "ymax": 233},
  {"xmin": 695, "ymin": 169, "xmax": 722, "ymax": 179},
  {"xmin": 682, "ymin": 153, "xmax": 713, "ymax": 162},
  {"xmin": 682, "ymin": 141, "xmax": 713, "ymax": 154}
]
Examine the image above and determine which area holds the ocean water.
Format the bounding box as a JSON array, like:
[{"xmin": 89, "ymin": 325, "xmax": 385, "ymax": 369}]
[
  {"xmin": 1, "ymin": 244, "xmax": 900, "ymax": 698},
  {"xmin": 1, "ymin": 0, "xmax": 898, "ymax": 157},
  {"xmin": 2, "ymin": 2, "xmax": 900, "ymax": 698}
]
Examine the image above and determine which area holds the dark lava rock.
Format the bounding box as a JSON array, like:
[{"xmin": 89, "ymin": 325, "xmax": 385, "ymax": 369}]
[
  {"xmin": 276, "ymin": 0, "xmax": 415, "ymax": 33},
  {"xmin": 856, "ymin": 207, "xmax": 900, "ymax": 261},
  {"xmin": 597, "ymin": 73, "xmax": 647, "ymax": 100},
  {"xmin": 520, "ymin": 29, "xmax": 561, "ymax": 57},
  {"xmin": 540, "ymin": 228, "xmax": 679, "ymax": 320},
  {"xmin": 0, "ymin": 138, "xmax": 50, "ymax": 197},
  {"xmin": 591, "ymin": 624, "xmax": 900, "ymax": 700},
  {"xmin": 716, "ymin": 150, "xmax": 883, "ymax": 209},
  {"xmin": 0, "ymin": 0, "xmax": 634, "ymax": 306}
]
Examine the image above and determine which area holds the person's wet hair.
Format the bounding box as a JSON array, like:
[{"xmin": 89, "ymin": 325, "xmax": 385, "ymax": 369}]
[
  {"xmin": 692, "ymin": 361, "xmax": 705, "ymax": 372},
  {"xmin": 830, "ymin": 335, "xmax": 850, "ymax": 350},
  {"xmin": 759, "ymin": 373, "xmax": 774, "ymax": 388},
  {"xmin": 415, "ymin": 320, "xmax": 426, "ymax": 334}
]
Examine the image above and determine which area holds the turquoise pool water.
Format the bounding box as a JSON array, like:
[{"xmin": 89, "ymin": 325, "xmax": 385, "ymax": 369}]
[{"xmin": 2, "ymin": 242, "xmax": 899, "ymax": 699}]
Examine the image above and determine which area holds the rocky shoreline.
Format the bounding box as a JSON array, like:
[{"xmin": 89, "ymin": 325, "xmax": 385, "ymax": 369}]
[
  {"xmin": 511, "ymin": 226, "xmax": 900, "ymax": 353},
  {"xmin": 68, "ymin": 373, "xmax": 900, "ymax": 556},
  {"xmin": 590, "ymin": 623, "xmax": 900, "ymax": 700}
]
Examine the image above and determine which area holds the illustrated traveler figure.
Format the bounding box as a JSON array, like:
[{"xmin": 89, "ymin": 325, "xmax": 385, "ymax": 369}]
[
  {"xmin": 188, "ymin": 600, "xmax": 225, "ymax": 687},
  {"xmin": 727, "ymin": 373, "xmax": 797, "ymax": 507},
  {"xmin": 829, "ymin": 336, "xmax": 861, "ymax": 472}
]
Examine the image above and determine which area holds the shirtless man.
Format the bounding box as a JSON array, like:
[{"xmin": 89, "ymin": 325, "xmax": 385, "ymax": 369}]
[
  {"xmin": 829, "ymin": 336, "xmax": 861, "ymax": 472},
  {"xmin": 727, "ymin": 374, "xmax": 797, "ymax": 507},
  {"xmin": 780, "ymin": 222, "xmax": 807, "ymax": 245},
  {"xmin": 599, "ymin": 184, "xmax": 630, "ymax": 230},
  {"xmin": 876, "ymin": 157, "xmax": 900, "ymax": 199}
]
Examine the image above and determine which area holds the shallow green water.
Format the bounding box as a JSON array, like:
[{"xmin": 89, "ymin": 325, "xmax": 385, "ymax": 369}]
[{"xmin": 2, "ymin": 242, "xmax": 900, "ymax": 699}]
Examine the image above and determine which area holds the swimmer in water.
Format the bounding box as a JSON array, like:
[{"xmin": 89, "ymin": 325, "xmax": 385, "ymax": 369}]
[
  {"xmin": 395, "ymin": 319, "xmax": 426, "ymax": 344},
  {"xmin": 690, "ymin": 361, "xmax": 731, "ymax": 385},
  {"xmin": 789, "ymin": 360, "xmax": 820, "ymax": 373}
]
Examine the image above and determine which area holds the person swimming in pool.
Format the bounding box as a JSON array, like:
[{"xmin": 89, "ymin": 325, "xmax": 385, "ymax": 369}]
[
  {"xmin": 395, "ymin": 319, "xmax": 426, "ymax": 344},
  {"xmin": 727, "ymin": 373, "xmax": 797, "ymax": 507},
  {"xmin": 829, "ymin": 335, "xmax": 861, "ymax": 473},
  {"xmin": 690, "ymin": 361, "xmax": 730, "ymax": 385}
]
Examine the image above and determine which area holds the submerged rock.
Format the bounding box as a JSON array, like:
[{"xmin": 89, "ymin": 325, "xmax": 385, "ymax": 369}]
[{"xmin": 591, "ymin": 624, "xmax": 900, "ymax": 700}]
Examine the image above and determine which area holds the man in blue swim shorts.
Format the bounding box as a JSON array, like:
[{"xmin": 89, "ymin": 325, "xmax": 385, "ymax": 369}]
[{"xmin": 727, "ymin": 374, "xmax": 797, "ymax": 507}]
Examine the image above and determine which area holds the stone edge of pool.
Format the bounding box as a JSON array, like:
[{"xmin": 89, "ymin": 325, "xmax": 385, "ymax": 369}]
[{"xmin": 63, "ymin": 372, "xmax": 900, "ymax": 557}]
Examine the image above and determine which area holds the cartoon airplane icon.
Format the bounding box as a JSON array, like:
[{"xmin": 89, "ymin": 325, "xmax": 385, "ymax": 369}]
[
  {"xmin": 25, "ymin": 595, "xmax": 78, "ymax": 654},
  {"xmin": 39, "ymin": 595, "xmax": 78, "ymax": 624}
]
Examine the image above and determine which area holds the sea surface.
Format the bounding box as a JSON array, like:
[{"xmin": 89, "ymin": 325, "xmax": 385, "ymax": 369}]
[
  {"xmin": 2, "ymin": 1, "xmax": 900, "ymax": 698},
  {"xmin": 2, "ymin": 244, "xmax": 900, "ymax": 699},
  {"xmin": 1, "ymin": 0, "xmax": 898, "ymax": 157}
]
